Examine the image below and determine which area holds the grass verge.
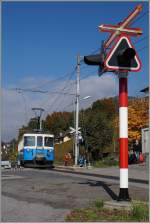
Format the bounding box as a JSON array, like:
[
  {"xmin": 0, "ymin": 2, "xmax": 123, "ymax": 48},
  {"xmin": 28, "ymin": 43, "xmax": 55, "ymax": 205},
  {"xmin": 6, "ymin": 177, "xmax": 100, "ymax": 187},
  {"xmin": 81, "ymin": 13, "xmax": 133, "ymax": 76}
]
[
  {"xmin": 65, "ymin": 200, "xmax": 149, "ymax": 222},
  {"xmin": 94, "ymin": 157, "xmax": 118, "ymax": 168}
]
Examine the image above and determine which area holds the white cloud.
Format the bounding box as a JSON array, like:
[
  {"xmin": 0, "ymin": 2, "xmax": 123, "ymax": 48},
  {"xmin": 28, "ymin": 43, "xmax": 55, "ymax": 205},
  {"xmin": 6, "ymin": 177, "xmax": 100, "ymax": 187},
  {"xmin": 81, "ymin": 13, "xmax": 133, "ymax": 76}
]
[
  {"xmin": 2, "ymin": 74, "xmax": 118, "ymax": 141},
  {"xmin": 80, "ymin": 74, "xmax": 118, "ymax": 103}
]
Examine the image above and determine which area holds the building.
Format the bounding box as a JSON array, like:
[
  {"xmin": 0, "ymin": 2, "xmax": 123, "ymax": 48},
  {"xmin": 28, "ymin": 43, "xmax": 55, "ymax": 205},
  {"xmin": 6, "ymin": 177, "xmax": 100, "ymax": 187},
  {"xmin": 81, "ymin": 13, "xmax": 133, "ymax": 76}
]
[
  {"xmin": 140, "ymin": 87, "xmax": 149, "ymax": 154},
  {"xmin": 55, "ymin": 132, "xmax": 71, "ymax": 144},
  {"xmin": 140, "ymin": 86, "xmax": 149, "ymax": 97}
]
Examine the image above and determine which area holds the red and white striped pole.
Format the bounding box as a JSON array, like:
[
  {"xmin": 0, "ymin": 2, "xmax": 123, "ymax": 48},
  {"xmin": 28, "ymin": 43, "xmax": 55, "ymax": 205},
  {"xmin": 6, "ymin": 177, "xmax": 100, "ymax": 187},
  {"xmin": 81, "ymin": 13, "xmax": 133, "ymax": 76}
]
[{"xmin": 118, "ymin": 72, "xmax": 130, "ymax": 201}]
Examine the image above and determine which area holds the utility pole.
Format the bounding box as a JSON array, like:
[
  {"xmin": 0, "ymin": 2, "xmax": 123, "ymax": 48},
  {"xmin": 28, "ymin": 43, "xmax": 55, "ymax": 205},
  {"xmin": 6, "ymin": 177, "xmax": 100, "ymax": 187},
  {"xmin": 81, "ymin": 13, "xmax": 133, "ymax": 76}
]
[{"xmin": 75, "ymin": 54, "xmax": 80, "ymax": 166}]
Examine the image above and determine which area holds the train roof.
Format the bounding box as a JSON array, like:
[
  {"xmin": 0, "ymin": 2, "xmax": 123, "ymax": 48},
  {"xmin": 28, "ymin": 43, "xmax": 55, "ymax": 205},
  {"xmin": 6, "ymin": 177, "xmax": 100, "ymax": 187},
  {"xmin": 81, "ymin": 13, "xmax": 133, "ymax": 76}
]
[{"xmin": 23, "ymin": 132, "xmax": 54, "ymax": 137}]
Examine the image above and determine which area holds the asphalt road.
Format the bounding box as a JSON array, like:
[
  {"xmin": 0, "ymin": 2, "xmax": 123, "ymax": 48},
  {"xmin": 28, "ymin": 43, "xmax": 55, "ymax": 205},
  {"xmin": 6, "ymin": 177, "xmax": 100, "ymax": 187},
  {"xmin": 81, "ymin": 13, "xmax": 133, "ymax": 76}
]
[{"xmin": 2, "ymin": 168, "xmax": 149, "ymax": 222}]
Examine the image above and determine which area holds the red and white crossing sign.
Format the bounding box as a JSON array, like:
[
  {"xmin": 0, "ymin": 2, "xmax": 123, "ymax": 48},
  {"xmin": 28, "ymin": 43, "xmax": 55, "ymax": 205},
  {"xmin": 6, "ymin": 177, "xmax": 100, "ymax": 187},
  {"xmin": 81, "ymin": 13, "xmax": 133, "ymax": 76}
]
[
  {"xmin": 69, "ymin": 126, "xmax": 81, "ymax": 134},
  {"xmin": 99, "ymin": 24, "xmax": 142, "ymax": 36},
  {"xmin": 104, "ymin": 34, "xmax": 141, "ymax": 72},
  {"xmin": 99, "ymin": 4, "xmax": 143, "ymax": 48}
]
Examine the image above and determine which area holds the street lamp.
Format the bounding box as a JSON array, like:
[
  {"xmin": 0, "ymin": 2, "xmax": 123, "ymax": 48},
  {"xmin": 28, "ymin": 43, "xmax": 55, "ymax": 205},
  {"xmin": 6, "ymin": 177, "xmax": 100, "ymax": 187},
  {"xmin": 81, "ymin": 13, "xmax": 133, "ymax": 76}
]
[{"xmin": 82, "ymin": 96, "xmax": 91, "ymax": 100}]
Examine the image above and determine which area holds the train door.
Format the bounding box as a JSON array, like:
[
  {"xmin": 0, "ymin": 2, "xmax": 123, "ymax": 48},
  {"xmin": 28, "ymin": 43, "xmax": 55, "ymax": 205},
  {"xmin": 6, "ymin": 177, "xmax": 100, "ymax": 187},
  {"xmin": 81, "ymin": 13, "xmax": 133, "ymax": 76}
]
[
  {"xmin": 35, "ymin": 135, "xmax": 45, "ymax": 161},
  {"xmin": 37, "ymin": 136, "xmax": 43, "ymax": 148},
  {"xmin": 44, "ymin": 136, "xmax": 54, "ymax": 161}
]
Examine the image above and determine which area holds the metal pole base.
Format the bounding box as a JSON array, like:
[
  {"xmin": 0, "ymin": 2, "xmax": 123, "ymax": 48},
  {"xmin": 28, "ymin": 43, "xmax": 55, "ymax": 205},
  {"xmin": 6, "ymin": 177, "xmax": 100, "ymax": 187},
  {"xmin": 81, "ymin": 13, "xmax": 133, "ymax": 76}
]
[{"xmin": 118, "ymin": 188, "xmax": 131, "ymax": 201}]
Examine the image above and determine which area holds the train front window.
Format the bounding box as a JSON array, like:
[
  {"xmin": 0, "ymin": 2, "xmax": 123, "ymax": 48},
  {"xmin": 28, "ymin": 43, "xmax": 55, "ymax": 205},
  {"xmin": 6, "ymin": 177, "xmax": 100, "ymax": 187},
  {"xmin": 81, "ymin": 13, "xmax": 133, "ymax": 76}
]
[
  {"xmin": 37, "ymin": 136, "xmax": 43, "ymax": 147},
  {"xmin": 24, "ymin": 136, "xmax": 35, "ymax": 147},
  {"xmin": 44, "ymin": 137, "xmax": 53, "ymax": 147}
]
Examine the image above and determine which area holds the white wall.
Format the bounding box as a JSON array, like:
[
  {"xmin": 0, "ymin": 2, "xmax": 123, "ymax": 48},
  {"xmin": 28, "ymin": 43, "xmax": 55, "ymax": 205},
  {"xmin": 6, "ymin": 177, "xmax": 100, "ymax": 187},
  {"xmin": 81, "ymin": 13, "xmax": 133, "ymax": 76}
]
[{"xmin": 142, "ymin": 128, "xmax": 149, "ymax": 153}]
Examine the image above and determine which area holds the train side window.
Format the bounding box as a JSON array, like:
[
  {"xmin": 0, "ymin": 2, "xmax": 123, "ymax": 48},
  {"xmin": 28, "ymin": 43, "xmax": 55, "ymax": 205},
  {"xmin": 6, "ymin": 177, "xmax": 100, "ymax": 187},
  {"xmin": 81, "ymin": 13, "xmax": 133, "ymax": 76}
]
[
  {"xmin": 44, "ymin": 137, "xmax": 53, "ymax": 147},
  {"xmin": 24, "ymin": 136, "xmax": 35, "ymax": 147},
  {"xmin": 37, "ymin": 136, "xmax": 43, "ymax": 147}
]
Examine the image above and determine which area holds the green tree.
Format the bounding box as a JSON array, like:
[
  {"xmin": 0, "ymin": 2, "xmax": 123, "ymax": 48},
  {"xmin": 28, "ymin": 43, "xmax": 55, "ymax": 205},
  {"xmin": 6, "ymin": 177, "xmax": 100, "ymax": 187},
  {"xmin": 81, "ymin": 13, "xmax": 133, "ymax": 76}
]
[{"xmin": 80, "ymin": 98, "xmax": 118, "ymax": 159}]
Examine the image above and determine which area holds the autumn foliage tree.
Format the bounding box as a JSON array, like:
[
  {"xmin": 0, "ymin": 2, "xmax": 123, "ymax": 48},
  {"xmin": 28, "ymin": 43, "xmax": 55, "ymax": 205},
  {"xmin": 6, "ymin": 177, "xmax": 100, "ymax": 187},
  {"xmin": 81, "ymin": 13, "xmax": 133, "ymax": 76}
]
[
  {"xmin": 44, "ymin": 111, "xmax": 74, "ymax": 136},
  {"xmin": 128, "ymin": 97, "xmax": 149, "ymax": 142},
  {"xmin": 114, "ymin": 97, "xmax": 149, "ymax": 144}
]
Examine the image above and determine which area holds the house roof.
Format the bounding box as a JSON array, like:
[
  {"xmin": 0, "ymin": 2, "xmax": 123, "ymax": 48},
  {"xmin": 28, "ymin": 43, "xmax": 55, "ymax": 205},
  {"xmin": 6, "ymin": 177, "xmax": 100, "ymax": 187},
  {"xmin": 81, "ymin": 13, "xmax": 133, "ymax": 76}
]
[{"xmin": 140, "ymin": 87, "xmax": 149, "ymax": 93}]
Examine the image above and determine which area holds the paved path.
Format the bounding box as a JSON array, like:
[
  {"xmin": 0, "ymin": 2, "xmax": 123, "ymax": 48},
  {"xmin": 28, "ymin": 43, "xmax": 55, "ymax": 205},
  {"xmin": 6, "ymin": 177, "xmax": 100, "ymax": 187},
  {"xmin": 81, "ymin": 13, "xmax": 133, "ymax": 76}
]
[{"xmin": 55, "ymin": 162, "xmax": 149, "ymax": 181}]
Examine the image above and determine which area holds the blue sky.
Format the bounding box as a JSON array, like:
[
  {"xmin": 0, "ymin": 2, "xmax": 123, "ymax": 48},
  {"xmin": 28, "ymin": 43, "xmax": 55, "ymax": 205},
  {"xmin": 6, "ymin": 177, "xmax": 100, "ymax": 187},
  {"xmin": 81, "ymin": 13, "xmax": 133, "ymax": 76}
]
[{"xmin": 2, "ymin": 1, "xmax": 149, "ymax": 141}]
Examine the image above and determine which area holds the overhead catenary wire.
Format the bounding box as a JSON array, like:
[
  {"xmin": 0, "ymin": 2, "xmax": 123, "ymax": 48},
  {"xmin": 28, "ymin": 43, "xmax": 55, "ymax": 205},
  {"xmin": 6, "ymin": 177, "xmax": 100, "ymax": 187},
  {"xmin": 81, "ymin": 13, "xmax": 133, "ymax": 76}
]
[
  {"xmin": 133, "ymin": 35, "xmax": 149, "ymax": 45},
  {"xmin": 8, "ymin": 65, "xmax": 77, "ymax": 126},
  {"xmin": 130, "ymin": 10, "xmax": 149, "ymax": 26},
  {"xmin": 9, "ymin": 88, "xmax": 76, "ymax": 96},
  {"xmin": 51, "ymin": 82, "xmax": 76, "ymax": 112},
  {"xmin": 80, "ymin": 70, "xmax": 98, "ymax": 81},
  {"xmin": 30, "ymin": 67, "xmax": 77, "ymax": 90},
  {"xmin": 17, "ymin": 91, "xmax": 29, "ymax": 124},
  {"xmin": 137, "ymin": 45, "xmax": 148, "ymax": 52},
  {"xmin": 61, "ymin": 101, "xmax": 75, "ymax": 111},
  {"xmin": 40, "ymin": 80, "xmax": 76, "ymax": 112},
  {"xmin": 47, "ymin": 73, "xmax": 76, "ymax": 111},
  {"xmin": 9, "ymin": 67, "xmax": 77, "ymax": 95},
  {"xmin": 43, "ymin": 66, "xmax": 77, "ymax": 116},
  {"xmin": 79, "ymin": 47, "xmax": 101, "ymax": 66}
]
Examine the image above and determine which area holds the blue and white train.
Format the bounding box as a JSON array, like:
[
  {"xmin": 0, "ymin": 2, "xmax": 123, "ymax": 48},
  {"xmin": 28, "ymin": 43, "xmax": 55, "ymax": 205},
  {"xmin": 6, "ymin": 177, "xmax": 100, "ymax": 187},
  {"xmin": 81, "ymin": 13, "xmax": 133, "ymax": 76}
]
[{"xmin": 18, "ymin": 132, "xmax": 54, "ymax": 167}]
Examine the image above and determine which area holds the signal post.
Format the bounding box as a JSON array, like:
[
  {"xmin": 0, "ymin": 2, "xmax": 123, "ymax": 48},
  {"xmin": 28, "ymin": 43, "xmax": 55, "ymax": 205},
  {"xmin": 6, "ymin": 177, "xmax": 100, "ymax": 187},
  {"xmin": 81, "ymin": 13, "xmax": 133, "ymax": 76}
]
[
  {"xmin": 118, "ymin": 72, "xmax": 130, "ymax": 200},
  {"xmin": 84, "ymin": 4, "xmax": 143, "ymax": 201}
]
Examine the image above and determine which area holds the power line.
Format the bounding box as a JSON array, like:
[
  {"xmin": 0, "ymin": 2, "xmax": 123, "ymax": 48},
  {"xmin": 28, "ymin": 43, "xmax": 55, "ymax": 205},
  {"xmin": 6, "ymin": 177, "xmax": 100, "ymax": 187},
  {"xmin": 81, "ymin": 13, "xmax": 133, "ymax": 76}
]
[
  {"xmin": 9, "ymin": 88, "xmax": 76, "ymax": 96},
  {"xmin": 137, "ymin": 45, "xmax": 148, "ymax": 52},
  {"xmin": 50, "ymin": 80, "xmax": 75, "ymax": 112},
  {"xmin": 43, "ymin": 67, "xmax": 76, "ymax": 115},
  {"xmin": 9, "ymin": 88, "xmax": 48, "ymax": 94},
  {"xmin": 61, "ymin": 101, "xmax": 75, "ymax": 111},
  {"xmin": 40, "ymin": 80, "xmax": 76, "ymax": 111},
  {"xmin": 80, "ymin": 70, "xmax": 98, "ymax": 81},
  {"xmin": 79, "ymin": 47, "xmax": 101, "ymax": 66},
  {"xmin": 89, "ymin": 47, "xmax": 100, "ymax": 55},
  {"xmin": 133, "ymin": 36, "xmax": 149, "ymax": 45},
  {"xmin": 31, "ymin": 68, "xmax": 77, "ymax": 90},
  {"xmin": 32, "ymin": 74, "xmax": 69, "ymax": 90},
  {"xmin": 8, "ymin": 66, "xmax": 77, "ymax": 124},
  {"xmin": 130, "ymin": 10, "xmax": 149, "ymax": 26},
  {"xmin": 17, "ymin": 91, "xmax": 28, "ymax": 124},
  {"xmin": 11, "ymin": 67, "xmax": 77, "ymax": 94},
  {"xmin": 38, "ymin": 73, "xmax": 76, "ymax": 116}
]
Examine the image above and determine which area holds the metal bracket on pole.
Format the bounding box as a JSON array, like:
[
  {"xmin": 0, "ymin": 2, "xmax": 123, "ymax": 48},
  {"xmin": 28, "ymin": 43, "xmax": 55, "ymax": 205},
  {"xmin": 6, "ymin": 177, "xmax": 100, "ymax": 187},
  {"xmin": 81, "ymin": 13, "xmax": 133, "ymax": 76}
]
[{"xmin": 115, "ymin": 71, "xmax": 128, "ymax": 78}]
